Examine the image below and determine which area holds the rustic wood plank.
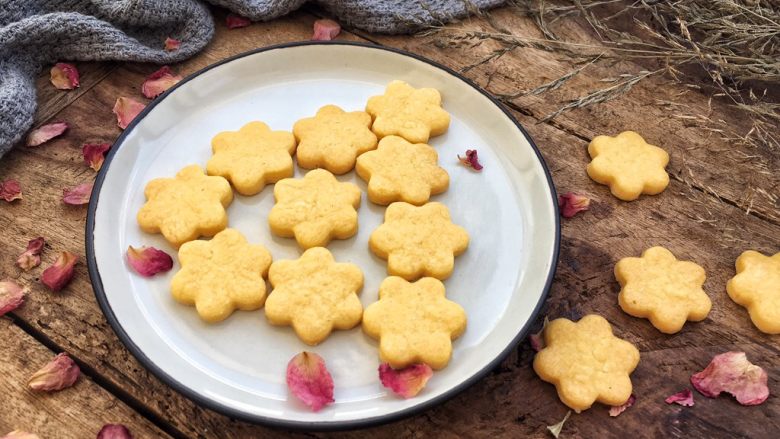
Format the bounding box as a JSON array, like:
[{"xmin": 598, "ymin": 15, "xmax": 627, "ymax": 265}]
[{"xmin": 33, "ymin": 62, "xmax": 118, "ymax": 125}]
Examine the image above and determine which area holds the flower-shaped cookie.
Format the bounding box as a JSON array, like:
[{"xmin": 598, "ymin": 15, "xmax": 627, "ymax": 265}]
[
  {"xmin": 207, "ymin": 121, "xmax": 296, "ymax": 195},
  {"xmin": 726, "ymin": 250, "xmax": 780, "ymax": 334},
  {"xmin": 587, "ymin": 131, "xmax": 670, "ymax": 201},
  {"xmin": 356, "ymin": 135, "xmax": 449, "ymax": 205},
  {"xmin": 268, "ymin": 169, "xmax": 361, "ymax": 249},
  {"xmin": 265, "ymin": 247, "xmax": 364, "ymax": 345},
  {"xmin": 533, "ymin": 314, "xmax": 640, "ymax": 412},
  {"xmin": 363, "ymin": 276, "xmax": 466, "ymax": 370},
  {"xmin": 616, "ymin": 246, "xmax": 712, "ymax": 334},
  {"xmin": 370, "ymin": 202, "xmax": 469, "ymax": 280},
  {"xmin": 293, "ymin": 105, "xmax": 378, "ymax": 174},
  {"xmin": 365, "ymin": 80, "xmax": 450, "ymax": 143},
  {"xmin": 171, "ymin": 228, "xmax": 272, "ymax": 323},
  {"xmin": 137, "ymin": 165, "xmax": 233, "ymax": 248}
]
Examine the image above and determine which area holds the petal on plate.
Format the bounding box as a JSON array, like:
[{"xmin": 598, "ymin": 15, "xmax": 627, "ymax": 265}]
[
  {"xmin": 378, "ymin": 363, "xmax": 433, "ymax": 398},
  {"xmin": 286, "ymin": 351, "xmax": 335, "ymax": 412},
  {"xmin": 126, "ymin": 246, "xmax": 174, "ymax": 277}
]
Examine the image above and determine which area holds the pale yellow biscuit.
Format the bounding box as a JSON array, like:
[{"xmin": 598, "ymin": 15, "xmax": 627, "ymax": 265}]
[
  {"xmin": 616, "ymin": 246, "xmax": 712, "ymax": 334},
  {"xmin": 137, "ymin": 164, "xmax": 233, "ymax": 248},
  {"xmin": 171, "ymin": 228, "xmax": 272, "ymax": 323},
  {"xmin": 293, "ymin": 105, "xmax": 378, "ymax": 175},
  {"xmin": 587, "ymin": 131, "xmax": 670, "ymax": 201},
  {"xmin": 265, "ymin": 247, "xmax": 363, "ymax": 345},
  {"xmin": 533, "ymin": 314, "xmax": 640, "ymax": 413},
  {"xmin": 365, "ymin": 80, "xmax": 450, "ymax": 143},
  {"xmin": 207, "ymin": 121, "xmax": 296, "ymax": 195},
  {"xmin": 726, "ymin": 250, "xmax": 780, "ymax": 334},
  {"xmin": 370, "ymin": 202, "xmax": 468, "ymax": 281},
  {"xmin": 362, "ymin": 276, "xmax": 466, "ymax": 370},
  {"xmin": 268, "ymin": 169, "xmax": 361, "ymax": 249},
  {"xmin": 356, "ymin": 135, "xmax": 449, "ymax": 205}
]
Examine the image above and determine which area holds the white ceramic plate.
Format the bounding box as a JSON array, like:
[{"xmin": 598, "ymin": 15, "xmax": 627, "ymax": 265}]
[{"xmin": 87, "ymin": 42, "xmax": 559, "ymax": 430}]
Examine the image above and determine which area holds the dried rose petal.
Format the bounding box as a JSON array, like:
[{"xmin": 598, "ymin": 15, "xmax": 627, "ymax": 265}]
[
  {"xmin": 608, "ymin": 394, "xmax": 635, "ymax": 417},
  {"xmin": 226, "ymin": 13, "xmax": 251, "ymax": 29},
  {"xmin": 50, "ymin": 63, "xmax": 80, "ymax": 90},
  {"xmin": 96, "ymin": 424, "xmax": 133, "ymax": 439},
  {"xmin": 0, "ymin": 179, "xmax": 22, "ymax": 202},
  {"xmin": 547, "ymin": 410, "xmax": 571, "ymax": 438},
  {"xmin": 26, "ymin": 122, "xmax": 68, "ymax": 147},
  {"xmin": 458, "ymin": 149, "xmax": 483, "ymax": 171},
  {"xmin": 529, "ymin": 316, "xmax": 549, "ymax": 352},
  {"xmin": 558, "ymin": 192, "xmax": 590, "ymax": 218},
  {"xmin": 286, "ymin": 351, "xmax": 335, "ymax": 412},
  {"xmin": 164, "ymin": 37, "xmax": 181, "ymax": 51},
  {"xmin": 312, "ymin": 19, "xmax": 341, "ymax": 41},
  {"xmin": 127, "ymin": 246, "xmax": 174, "ymax": 277},
  {"xmin": 691, "ymin": 351, "xmax": 769, "ymax": 405},
  {"xmin": 378, "ymin": 363, "xmax": 433, "ymax": 398},
  {"xmin": 141, "ymin": 66, "xmax": 182, "ymax": 99},
  {"xmin": 2, "ymin": 431, "xmax": 41, "ymax": 439},
  {"xmin": 83, "ymin": 143, "xmax": 111, "ymax": 171},
  {"xmin": 16, "ymin": 237, "xmax": 45, "ymax": 271},
  {"xmin": 28, "ymin": 352, "xmax": 80, "ymax": 392},
  {"xmin": 41, "ymin": 251, "xmax": 78, "ymax": 292},
  {"xmin": 113, "ymin": 97, "xmax": 146, "ymax": 130},
  {"xmin": 62, "ymin": 183, "xmax": 93, "ymax": 205},
  {"xmin": 0, "ymin": 281, "xmax": 27, "ymax": 317},
  {"xmin": 665, "ymin": 388, "xmax": 694, "ymax": 407}
]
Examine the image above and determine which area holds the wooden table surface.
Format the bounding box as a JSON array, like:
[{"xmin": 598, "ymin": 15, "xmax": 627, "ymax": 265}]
[{"xmin": 1, "ymin": 5, "xmax": 778, "ymax": 439}]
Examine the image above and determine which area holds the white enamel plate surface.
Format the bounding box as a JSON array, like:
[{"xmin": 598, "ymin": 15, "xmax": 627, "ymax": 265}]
[{"xmin": 87, "ymin": 42, "xmax": 559, "ymax": 430}]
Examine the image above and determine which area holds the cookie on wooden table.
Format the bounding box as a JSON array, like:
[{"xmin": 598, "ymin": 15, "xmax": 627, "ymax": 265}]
[
  {"xmin": 726, "ymin": 250, "xmax": 780, "ymax": 334},
  {"xmin": 366, "ymin": 80, "xmax": 450, "ymax": 143}
]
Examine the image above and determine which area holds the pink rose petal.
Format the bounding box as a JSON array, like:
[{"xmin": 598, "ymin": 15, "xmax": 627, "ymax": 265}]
[
  {"xmin": 558, "ymin": 192, "xmax": 590, "ymax": 218},
  {"xmin": 0, "ymin": 280, "xmax": 27, "ymax": 317},
  {"xmin": 286, "ymin": 351, "xmax": 335, "ymax": 412},
  {"xmin": 41, "ymin": 251, "xmax": 78, "ymax": 292},
  {"xmin": 96, "ymin": 424, "xmax": 133, "ymax": 439},
  {"xmin": 312, "ymin": 19, "xmax": 341, "ymax": 41},
  {"xmin": 28, "ymin": 353, "xmax": 80, "ymax": 392},
  {"xmin": 226, "ymin": 13, "xmax": 251, "ymax": 29},
  {"xmin": 457, "ymin": 149, "xmax": 483, "ymax": 171},
  {"xmin": 16, "ymin": 237, "xmax": 45, "ymax": 271},
  {"xmin": 62, "ymin": 183, "xmax": 93, "ymax": 205},
  {"xmin": 26, "ymin": 122, "xmax": 68, "ymax": 147},
  {"xmin": 0, "ymin": 179, "xmax": 22, "ymax": 202},
  {"xmin": 83, "ymin": 143, "xmax": 111, "ymax": 171},
  {"xmin": 141, "ymin": 66, "xmax": 182, "ymax": 99},
  {"xmin": 691, "ymin": 351, "xmax": 769, "ymax": 405},
  {"xmin": 665, "ymin": 388, "xmax": 695, "ymax": 407},
  {"xmin": 609, "ymin": 394, "xmax": 635, "ymax": 417},
  {"xmin": 2, "ymin": 431, "xmax": 41, "ymax": 439},
  {"xmin": 164, "ymin": 37, "xmax": 181, "ymax": 51},
  {"xmin": 113, "ymin": 97, "xmax": 146, "ymax": 130},
  {"xmin": 529, "ymin": 316, "xmax": 549, "ymax": 352},
  {"xmin": 50, "ymin": 63, "xmax": 80, "ymax": 90},
  {"xmin": 126, "ymin": 246, "xmax": 174, "ymax": 277},
  {"xmin": 379, "ymin": 363, "xmax": 433, "ymax": 398}
]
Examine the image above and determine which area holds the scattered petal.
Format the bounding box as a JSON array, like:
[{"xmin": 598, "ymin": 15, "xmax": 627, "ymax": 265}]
[
  {"xmin": 226, "ymin": 13, "xmax": 251, "ymax": 29},
  {"xmin": 127, "ymin": 246, "xmax": 174, "ymax": 277},
  {"xmin": 113, "ymin": 97, "xmax": 146, "ymax": 130},
  {"xmin": 164, "ymin": 37, "xmax": 181, "ymax": 51},
  {"xmin": 558, "ymin": 192, "xmax": 590, "ymax": 218},
  {"xmin": 26, "ymin": 122, "xmax": 68, "ymax": 147},
  {"xmin": 312, "ymin": 19, "xmax": 341, "ymax": 41},
  {"xmin": 28, "ymin": 353, "xmax": 80, "ymax": 392},
  {"xmin": 50, "ymin": 63, "xmax": 80, "ymax": 90},
  {"xmin": 62, "ymin": 183, "xmax": 93, "ymax": 205},
  {"xmin": 141, "ymin": 66, "xmax": 182, "ymax": 99},
  {"xmin": 608, "ymin": 394, "xmax": 635, "ymax": 417},
  {"xmin": 0, "ymin": 180, "xmax": 22, "ymax": 202},
  {"xmin": 547, "ymin": 410, "xmax": 571, "ymax": 438},
  {"xmin": 286, "ymin": 351, "xmax": 335, "ymax": 412},
  {"xmin": 0, "ymin": 280, "xmax": 27, "ymax": 317},
  {"xmin": 665, "ymin": 389, "xmax": 695, "ymax": 407},
  {"xmin": 379, "ymin": 363, "xmax": 433, "ymax": 398},
  {"xmin": 2, "ymin": 431, "xmax": 41, "ymax": 439},
  {"xmin": 41, "ymin": 251, "xmax": 78, "ymax": 292},
  {"xmin": 457, "ymin": 149, "xmax": 483, "ymax": 171},
  {"xmin": 83, "ymin": 143, "xmax": 111, "ymax": 171},
  {"xmin": 691, "ymin": 351, "xmax": 769, "ymax": 405},
  {"xmin": 16, "ymin": 237, "xmax": 45, "ymax": 271},
  {"xmin": 96, "ymin": 424, "xmax": 132, "ymax": 439},
  {"xmin": 529, "ymin": 316, "xmax": 550, "ymax": 352}
]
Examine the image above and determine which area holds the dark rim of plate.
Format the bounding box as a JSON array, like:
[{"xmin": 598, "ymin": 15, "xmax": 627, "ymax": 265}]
[{"xmin": 85, "ymin": 41, "xmax": 561, "ymax": 432}]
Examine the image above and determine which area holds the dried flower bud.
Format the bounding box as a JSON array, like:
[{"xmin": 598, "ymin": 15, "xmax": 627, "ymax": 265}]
[
  {"xmin": 113, "ymin": 97, "xmax": 146, "ymax": 130},
  {"xmin": 457, "ymin": 149, "xmax": 483, "ymax": 171},
  {"xmin": 691, "ymin": 351, "xmax": 769, "ymax": 405},
  {"xmin": 1, "ymin": 179, "xmax": 22, "ymax": 202},
  {"xmin": 286, "ymin": 351, "xmax": 334, "ymax": 412},
  {"xmin": 83, "ymin": 143, "xmax": 111, "ymax": 171},
  {"xmin": 41, "ymin": 251, "xmax": 78, "ymax": 292},
  {"xmin": 0, "ymin": 281, "xmax": 27, "ymax": 317},
  {"xmin": 378, "ymin": 363, "xmax": 433, "ymax": 398},
  {"xmin": 127, "ymin": 246, "xmax": 174, "ymax": 277},
  {"xmin": 16, "ymin": 237, "xmax": 45, "ymax": 271},
  {"xmin": 62, "ymin": 183, "xmax": 93, "ymax": 205},
  {"xmin": 608, "ymin": 394, "xmax": 635, "ymax": 417},
  {"xmin": 28, "ymin": 353, "xmax": 80, "ymax": 392},
  {"xmin": 558, "ymin": 192, "xmax": 590, "ymax": 218},
  {"xmin": 141, "ymin": 66, "xmax": 182, "ymax": 99},
  {"xmin": 164, "ymin": 37, "xmax": 181, "ymax": 51},
  {"xmin": 226, "ymin": 14, "xmax": 251, "ymax": 29},
  {"xmin": 50, "ymin": 63, "xmax": 80, "ymax": 90},
  {"xmin": 96, "ymin": 424, "xmax": 133, "ymax": 439},
  {"xmin": 665, "ymin": 389, "xmax": 694, "ymax": 406},
  {"xmin": 312, "ymin": 19, "xmax": 341, "ymax": 41},
  {"xmin": 26, "ymin": 122, "xmax": 68, "ymax": 147}
]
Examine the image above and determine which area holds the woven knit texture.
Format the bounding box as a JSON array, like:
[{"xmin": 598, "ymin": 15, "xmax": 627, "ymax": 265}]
[{"xmin": 0, "ymin": 0, "xmax": 503, "ymax": 157}]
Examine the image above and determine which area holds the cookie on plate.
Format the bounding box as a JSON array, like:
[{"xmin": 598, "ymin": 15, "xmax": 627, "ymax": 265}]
[
  {"xmin": 207, "ymin": 121, "xmax": 296, "ymax": 195},
  {"xmin": 726, "ymin": 250, "xmax": 780, "ymax": 334},
  {"xmin": 366, "ymin": 80, "xmax": 450, "ymax": 143},
  {"xmin": 171, "ymin": 228, "xmax": 272, "ymax": 323},
  {"xmin": 356, "ymin": 135, "xmax": 449, "ymax": 205},
  {"xmin": 137, "ymin": 164, "xmax": 233, "ymax": 248},
  {"xmin": 293, "ymin": 105, "xmax": 378, "ymax": 174}
]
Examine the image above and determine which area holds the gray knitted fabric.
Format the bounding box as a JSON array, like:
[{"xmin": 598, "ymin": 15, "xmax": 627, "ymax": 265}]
[{"xmin": 0, "ymin": 0, "xmax": 503, "ymax": 158}]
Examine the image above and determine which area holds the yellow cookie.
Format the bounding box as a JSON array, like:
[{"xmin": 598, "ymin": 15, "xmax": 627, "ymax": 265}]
[
  {"xmin": 207, "ymin": 121, "xmax": 296, "ymax": 195},
  {"xmin": 587, "ymin": 131, "xmax": 670, "ymax": 201},
  {"xmin": 356, "ymin": 135, "xmax": 449, "ymax": 205},
  {"xmin": 616, "ymin": 246, "xmax": 712, "ymax": 334},
  {"xmin": 268, "ymin": 169, "xmax": 361, "ymax": 249},
  {"xmin": 533, "ymin": 315, "xmax": 640, "ymax": 413},
  {"xmin": 137, "ymin": 164, "xmax": 233, "ymax": 248},
  {"xmin": 362, "ymin": 276, "xmax": 466, "ymax": 370},
  {"xmin": 293, "ymin": 105, "xmax": 378, "ymax": 175},
  {"xmin": 370, "ymin": 202, "xmax": 468, "ymax": 281},
  {"xmin": 726, "ymin": 250, "xmax": 780, "ymax": 334},
  {"xmin": 265, "ymin": 247, "xmax": 363, "ymax": 345},
  {"xmin": 366, "ymin": 80, "xmax": 450, "ymax": 143},
  {"xmin": 171, "ymin": 228, "xmax": 272, "ymax": 323}
]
